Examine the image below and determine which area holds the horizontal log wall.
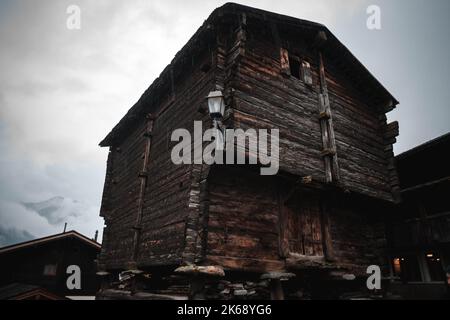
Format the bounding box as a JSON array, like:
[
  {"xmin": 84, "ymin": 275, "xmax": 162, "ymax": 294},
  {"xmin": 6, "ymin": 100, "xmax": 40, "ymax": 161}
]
[
  {"xmin": 324, "ymin": 58, "xmax": 393, "ymax": 201},
  {"xmin": 101, "ymin": 121, "xmax": 148, "ymax": 269},
  {"xmin": 99, "ymin": 48, "xmax": 217, "ymax": 270},
  {"xmin": 205, "ymin": 166, "xmax": 283, "ymax": 272},
  {"xmin": 233, "ymin": 21, "xmax": 325, "ymax": 182},
  {"xmin": 233, "ymin": 18, "xmax": 394, "ymax": 201},
  {"xmin": 205, "ymin": 166, "xmax": 387, "ymax": 275},
  {"xmin": 137, "ymin": 51, "xmax": 216, "ymax": 267},
  {"xmin": 204, "ymin": 16, "xmax": 393, "ymax": 274},
  {"xmin": 328, "ymin": 198, "xmax": 388, "ymax": 276}
]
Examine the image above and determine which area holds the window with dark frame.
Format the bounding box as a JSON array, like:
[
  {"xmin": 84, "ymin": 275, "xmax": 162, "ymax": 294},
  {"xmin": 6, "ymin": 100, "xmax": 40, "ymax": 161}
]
[
  {"xmin": 43, "ymin": 264, "xmax": 57, "ymax": 276},
  {"xmin": 289, "ymin": 56, "xmax": 301, "ymax": 80},
  {"xmin": 288, "ymin": 55, "xmax": 313, "ymax": 86}
]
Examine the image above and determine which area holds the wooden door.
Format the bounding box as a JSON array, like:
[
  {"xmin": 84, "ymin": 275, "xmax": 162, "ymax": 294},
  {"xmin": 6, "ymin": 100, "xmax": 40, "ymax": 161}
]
[{"xmin": 284, "ymin": 196, "xmax": 324, "ymax": 257}]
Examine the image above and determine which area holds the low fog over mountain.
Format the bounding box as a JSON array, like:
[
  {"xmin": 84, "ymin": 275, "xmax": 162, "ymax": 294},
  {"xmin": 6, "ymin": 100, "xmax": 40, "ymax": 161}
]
[{"xmin": 0, "ymin": 196, "xmax": 103, "ymax": 247}]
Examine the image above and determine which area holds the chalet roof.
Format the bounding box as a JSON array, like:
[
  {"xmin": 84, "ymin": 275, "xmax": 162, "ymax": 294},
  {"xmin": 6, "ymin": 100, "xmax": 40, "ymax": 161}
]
[
  {"xmin": 0, "ymin": 283, "xmax": 64, "ymax": 300},
  {"xmin": 0, "ymin": 230, "xmax": 101, "ymax": 255},
  {"xmin": 100, "ymin": 2, "xmax": 399, "ymax": 147},
  {"xmin": 396, "ymin": 132, "xmax": 450, "ymax": 160},
  {"xmin": 396, "ymin": 132, "xmax": 450, "ymax": 190}
]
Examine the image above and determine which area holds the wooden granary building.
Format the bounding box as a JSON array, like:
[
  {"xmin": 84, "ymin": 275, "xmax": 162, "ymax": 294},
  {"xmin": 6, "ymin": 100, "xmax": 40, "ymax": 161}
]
[{"xmin": 97, "ymin": 3, "xmax": 400, "ymax": 299}]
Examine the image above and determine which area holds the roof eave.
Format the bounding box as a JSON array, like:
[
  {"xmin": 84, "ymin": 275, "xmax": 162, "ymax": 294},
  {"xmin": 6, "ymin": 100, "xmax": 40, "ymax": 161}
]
[{"xmin": 99, "ymin": 2, "xmax": 399, "ymax": 147}]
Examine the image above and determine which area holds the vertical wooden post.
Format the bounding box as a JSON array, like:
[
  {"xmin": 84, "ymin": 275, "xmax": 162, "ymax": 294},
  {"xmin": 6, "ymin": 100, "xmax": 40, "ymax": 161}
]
[
  {"xmin": 131, "ymin": 114, "xmax": 155, "ymax": 263},
  {"xmin": 319, "ymin": 53, "xmax": 339, "ymax": 182},
  {"xmin": 318, "ymin": 92, "xmax": 333, "ymax": 184},
  {"xmin": 320, "ymin": 194, "xmax": 335, "ymax": 262},
  {"xmin": 278, "ymin": 190, "xmax": 289, "ymax": 258},
  {"xmin": 316, "ymin": 33, "xmax": 340, "ymax": 183}
]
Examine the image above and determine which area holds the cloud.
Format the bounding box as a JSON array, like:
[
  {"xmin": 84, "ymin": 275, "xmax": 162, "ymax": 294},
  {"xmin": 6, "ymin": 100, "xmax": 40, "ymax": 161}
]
[
  {"xmin": 0, "ymin": 140, "xmax": 105, "ymax": 244},
  {"xmin": 0, "ymin": 200, "xmax": 58, "ymax": 240},
  {"xmin": 22, "ymin": 196, "xmax": 84, "ymax": 225},
  {"xmin": 0, "ymin": 0, "xmax": 367, "ymax": 164},
  {"xmin": 0, "ymin": 226, "xmax": 34, "ymax": 247}
]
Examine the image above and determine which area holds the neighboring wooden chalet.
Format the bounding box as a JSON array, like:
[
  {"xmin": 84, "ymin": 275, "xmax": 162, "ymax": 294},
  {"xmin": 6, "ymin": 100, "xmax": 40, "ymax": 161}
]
[
  {"xmin": 0, "ymin": 283, "xmax": 64, "ymax": 300},
  {"xmin": 0, "ymin": 231, "xmax": 101, "ymax": 299},
  {"xmin": 387, "ymin": 133, "xmax": 450, "ymax": 299},
  {"xmin": 97, "ymin": 3, "xmax": 400, "ymax": 299}
]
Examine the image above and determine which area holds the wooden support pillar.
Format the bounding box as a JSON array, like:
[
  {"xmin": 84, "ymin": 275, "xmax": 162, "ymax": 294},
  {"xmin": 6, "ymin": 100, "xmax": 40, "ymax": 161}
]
[
  {"xmin": 261, "ymin": 272, "xmax": 295, "ymax": 301},
  {"xmin": 190, "ymin": 276, "xmax": 207, "ymax": 300},
  {"xmin": 129, "ymin": 269, "xmax": 145, "ymax": 294},
  {"xmin": 96, "ymin": 271, "xmax": 111, "ymax": 292},
  {"xmin": 175, "ymin": 265, "xmax": 225, "ymax": 300},
  {"xmin": 269, "ymin": 280, "xmax": 284, "ymax": 300}
]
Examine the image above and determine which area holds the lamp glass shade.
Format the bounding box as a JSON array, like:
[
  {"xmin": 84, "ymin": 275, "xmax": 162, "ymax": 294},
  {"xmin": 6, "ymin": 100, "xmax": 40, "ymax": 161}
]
[
  {"xmin": 207, "ymin": 91, "xmax": 225, "ymax": 118},
  {"xmin": 215, "ymin": 126, "xmax": 225, "ymax": 151}
]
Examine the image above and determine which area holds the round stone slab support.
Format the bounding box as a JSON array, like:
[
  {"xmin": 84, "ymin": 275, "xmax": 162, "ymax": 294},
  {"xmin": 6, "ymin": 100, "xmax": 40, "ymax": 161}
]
[
  {"xmin": 261, "ymin": 272, "xmax": 296, "ymax": 300},
  {"xmin": 175, "ymin": 265, "xmax": 225, "ymax": 300}
]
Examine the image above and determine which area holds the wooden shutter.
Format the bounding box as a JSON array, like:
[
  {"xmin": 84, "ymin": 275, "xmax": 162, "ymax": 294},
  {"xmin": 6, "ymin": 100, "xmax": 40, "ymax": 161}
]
[
  {"xmin": 301, "ymin": 61, "xmax": 313, "ymax": 86},
  {"xmin": 280, "ymin": 48, "xmax": 290, "ymax": 75}
]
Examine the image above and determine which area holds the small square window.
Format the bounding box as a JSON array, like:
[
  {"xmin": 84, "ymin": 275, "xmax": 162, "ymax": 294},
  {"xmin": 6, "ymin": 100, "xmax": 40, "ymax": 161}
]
[
  {"xmin": 289, "ymin": 56, "xmax": 313, "ymax": 86},
  {"xmin": 43, "ymin": 264, "xmax": 57, "ymax": 276}
]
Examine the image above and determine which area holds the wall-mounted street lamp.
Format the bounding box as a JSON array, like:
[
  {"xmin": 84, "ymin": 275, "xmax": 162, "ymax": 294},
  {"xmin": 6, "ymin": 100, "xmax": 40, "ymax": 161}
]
[
  {"xmin": 206, "ymin": 90, "xmax": 226, "ymax": 151},
  {"xmin": 207, "ymin": 90, "xmax": 225, "ymax": 119}
]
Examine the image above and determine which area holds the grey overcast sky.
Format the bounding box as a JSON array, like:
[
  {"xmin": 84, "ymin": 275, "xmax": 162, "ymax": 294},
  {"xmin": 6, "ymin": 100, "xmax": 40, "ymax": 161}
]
[{"xmin": 0, "ymin": 0, "xmax": 449, "ymax": 246}]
